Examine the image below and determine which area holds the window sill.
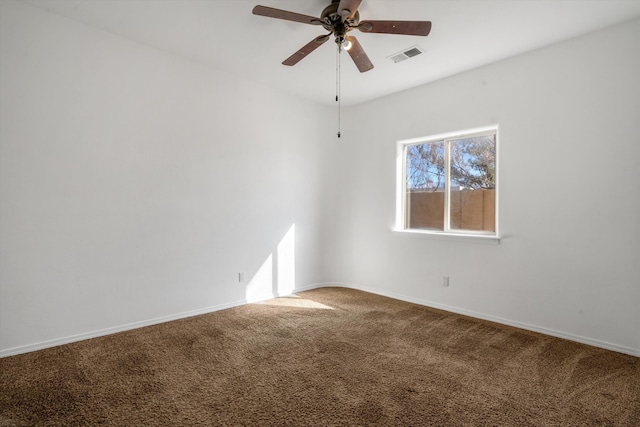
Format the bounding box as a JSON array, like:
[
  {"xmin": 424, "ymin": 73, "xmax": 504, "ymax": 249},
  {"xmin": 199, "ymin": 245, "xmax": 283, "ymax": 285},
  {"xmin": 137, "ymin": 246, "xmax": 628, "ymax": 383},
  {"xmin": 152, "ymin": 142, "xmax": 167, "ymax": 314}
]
[{"xmin": 392, "ymin": 228, "xmax": 501, "ymax": 244}]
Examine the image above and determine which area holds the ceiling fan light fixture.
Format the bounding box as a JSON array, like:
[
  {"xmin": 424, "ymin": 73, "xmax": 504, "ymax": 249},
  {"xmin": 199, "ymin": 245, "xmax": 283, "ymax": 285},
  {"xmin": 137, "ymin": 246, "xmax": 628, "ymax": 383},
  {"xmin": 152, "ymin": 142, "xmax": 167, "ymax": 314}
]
[{"xmin": 342, "ymin": 38, "xmax": 353, "ymax": 50}]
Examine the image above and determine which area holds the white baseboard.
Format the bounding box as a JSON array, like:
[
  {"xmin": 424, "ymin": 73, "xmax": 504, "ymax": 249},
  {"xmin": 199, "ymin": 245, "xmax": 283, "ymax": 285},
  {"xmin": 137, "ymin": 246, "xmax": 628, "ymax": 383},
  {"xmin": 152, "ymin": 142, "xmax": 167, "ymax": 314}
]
[
  {"xmin": 0, "ymin": 299, "xmax": 249, "ymax": 358},
  {"xmin": 2, "ymin": 283, "xmax": 637, "ymax": 358},
  {"xmin": 297, "ymin": 282, "xmax": 640, "ymax": 358},
  {"xmin": 0, "ymin": 287, "xmax": 304, "ymax": 358}
]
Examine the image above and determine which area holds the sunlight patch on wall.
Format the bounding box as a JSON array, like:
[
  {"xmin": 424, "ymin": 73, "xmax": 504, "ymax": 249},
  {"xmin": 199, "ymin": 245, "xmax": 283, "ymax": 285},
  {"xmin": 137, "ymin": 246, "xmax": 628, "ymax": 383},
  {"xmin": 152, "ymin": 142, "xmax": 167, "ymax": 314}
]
[
  {"xmin": 277, "ymin": 224, "xmax": 295, "ymax": 296},
  {"xmin": 245, "ymin": 224, "xmax": 297, "ymax": 303},
  {"xmin": 245, "ymin": 254, "xmax": 274, "ymax": 303}
]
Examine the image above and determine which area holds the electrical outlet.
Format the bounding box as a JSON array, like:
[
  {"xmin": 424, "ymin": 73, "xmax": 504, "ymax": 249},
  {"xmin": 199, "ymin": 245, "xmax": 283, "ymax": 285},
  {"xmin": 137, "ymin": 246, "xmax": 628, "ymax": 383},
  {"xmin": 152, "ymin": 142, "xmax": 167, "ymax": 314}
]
[
  {"xmin": 442, "ymin": 275, "xmax": 449, "ymax": 287},
  {"xmin": 238, "ymin": 272, "xmax": 245, "ymax": 283}
]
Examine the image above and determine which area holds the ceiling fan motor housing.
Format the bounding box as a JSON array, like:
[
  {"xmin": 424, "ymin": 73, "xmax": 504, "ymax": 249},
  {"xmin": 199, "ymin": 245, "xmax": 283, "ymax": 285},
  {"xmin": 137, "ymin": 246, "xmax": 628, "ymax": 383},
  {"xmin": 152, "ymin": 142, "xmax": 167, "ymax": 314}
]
[{"xmin": 320, "ymin": 1, "xmax": 360, "ymax": 44}]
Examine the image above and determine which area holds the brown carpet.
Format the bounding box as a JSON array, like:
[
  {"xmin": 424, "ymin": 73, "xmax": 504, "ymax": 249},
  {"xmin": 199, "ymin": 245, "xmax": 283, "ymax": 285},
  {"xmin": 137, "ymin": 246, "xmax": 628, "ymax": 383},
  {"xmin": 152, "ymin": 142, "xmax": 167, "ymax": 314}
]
[{"xmin": 1, "ymin": 287, "xmax": 639, "ymax": 426}]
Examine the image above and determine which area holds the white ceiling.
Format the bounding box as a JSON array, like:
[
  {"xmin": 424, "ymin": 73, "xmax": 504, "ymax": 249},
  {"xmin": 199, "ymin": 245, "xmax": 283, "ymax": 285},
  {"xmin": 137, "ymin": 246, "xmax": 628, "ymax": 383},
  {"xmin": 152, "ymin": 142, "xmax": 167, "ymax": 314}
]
[{"xmin": 23, "ymin": 0, "xmax": 640, "ymax": 106}]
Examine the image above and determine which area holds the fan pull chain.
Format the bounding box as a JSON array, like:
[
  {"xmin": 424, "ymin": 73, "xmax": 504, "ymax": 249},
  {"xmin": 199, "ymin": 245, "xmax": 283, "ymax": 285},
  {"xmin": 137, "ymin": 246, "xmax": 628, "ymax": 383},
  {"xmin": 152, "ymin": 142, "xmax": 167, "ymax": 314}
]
[{"xmin": 336, "ymin": 44, "xmax": 341, "ymax": 138}]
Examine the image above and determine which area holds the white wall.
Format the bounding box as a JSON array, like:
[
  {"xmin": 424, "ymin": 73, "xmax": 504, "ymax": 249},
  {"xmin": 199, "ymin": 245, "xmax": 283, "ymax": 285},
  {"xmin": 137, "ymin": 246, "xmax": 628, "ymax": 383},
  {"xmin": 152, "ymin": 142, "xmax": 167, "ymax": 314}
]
[
  {"xmin": 325, "ymin": 18, "xmax": 640, "ymax": 355},
  {"xmin": 0, "ymin": 1, "xmax": 332, "ymax": 355}
]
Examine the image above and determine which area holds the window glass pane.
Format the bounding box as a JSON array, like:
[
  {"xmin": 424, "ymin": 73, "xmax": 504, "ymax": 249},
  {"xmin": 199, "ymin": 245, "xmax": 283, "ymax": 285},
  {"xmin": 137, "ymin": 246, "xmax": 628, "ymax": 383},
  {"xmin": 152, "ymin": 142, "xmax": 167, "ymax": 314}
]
[
  {"xmin": 449, "ymin": 135, "xmax": 496, "ymax": 232},
  {"xmin": 405, "ymin": 141, "xmax": 445, "ymax": 230}
]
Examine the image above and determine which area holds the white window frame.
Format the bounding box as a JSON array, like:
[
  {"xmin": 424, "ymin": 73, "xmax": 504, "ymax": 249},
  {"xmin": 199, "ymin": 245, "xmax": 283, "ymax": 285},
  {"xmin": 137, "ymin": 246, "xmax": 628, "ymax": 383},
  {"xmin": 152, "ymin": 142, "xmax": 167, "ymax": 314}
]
[{"xmin": 395, "ymin": 125, "xmax": 500, "ymax": 243}]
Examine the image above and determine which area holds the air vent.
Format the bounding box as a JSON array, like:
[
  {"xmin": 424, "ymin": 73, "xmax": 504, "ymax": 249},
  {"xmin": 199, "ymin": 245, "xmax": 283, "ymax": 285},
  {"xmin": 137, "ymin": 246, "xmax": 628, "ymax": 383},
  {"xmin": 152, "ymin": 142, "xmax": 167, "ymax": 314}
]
[{"xmin": 388, "ymin": 45, "xmax": 424, "ymax": 63}]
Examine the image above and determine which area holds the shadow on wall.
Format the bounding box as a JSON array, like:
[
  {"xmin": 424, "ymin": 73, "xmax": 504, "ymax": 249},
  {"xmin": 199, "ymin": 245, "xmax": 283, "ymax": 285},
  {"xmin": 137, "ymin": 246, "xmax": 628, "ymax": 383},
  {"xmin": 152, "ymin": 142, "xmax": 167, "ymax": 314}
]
[{"xmin": 245, "ymin": 224, "xmax": 296, "ymax": 302}]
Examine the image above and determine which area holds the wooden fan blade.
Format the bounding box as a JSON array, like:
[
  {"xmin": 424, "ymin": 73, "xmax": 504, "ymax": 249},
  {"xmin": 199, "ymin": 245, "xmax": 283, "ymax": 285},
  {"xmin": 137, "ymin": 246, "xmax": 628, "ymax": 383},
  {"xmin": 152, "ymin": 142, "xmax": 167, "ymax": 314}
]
[
  {"xmin": 252, "ymin": 5, "xmax": 322, "ymax": 25},
  {"xmin": 358, "ymin": 20, "xmax": 432, "ymax": 36},
  {"xmin": 337, "ymin": 0, "xmax": 362, "ymax": 20},
  {"xmin": 346, "ymin": 36, "xmax": 373, "ymax": 73},
  {"xmin": 282, "ymin": 34, "xmax": 331, "ymax": 66}
]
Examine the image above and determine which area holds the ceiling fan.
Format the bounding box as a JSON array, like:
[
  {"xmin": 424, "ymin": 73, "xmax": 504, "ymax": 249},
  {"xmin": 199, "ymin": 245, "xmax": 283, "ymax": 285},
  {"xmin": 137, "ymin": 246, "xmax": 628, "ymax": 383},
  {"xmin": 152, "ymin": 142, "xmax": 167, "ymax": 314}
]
[{"xmin": 252, "ymin": 0, "xmax": 432, "ymax": 72}]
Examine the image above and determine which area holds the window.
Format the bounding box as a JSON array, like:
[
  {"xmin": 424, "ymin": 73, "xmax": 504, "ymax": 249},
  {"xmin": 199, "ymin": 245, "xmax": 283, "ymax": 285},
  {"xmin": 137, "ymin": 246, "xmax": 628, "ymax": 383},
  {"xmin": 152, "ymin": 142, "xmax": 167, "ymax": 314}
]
[{"xmin": 397, "ymin": 126, "xmax": 498, "ymax": 238}]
